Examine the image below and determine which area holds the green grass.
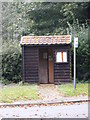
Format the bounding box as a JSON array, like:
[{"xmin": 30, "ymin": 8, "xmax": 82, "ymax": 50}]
[
  {"xmin": 58, "ymin": 83, "xmax": 89, "ymax": 97},
  {"xmin": 0, "ymin": 83, "xmax": 89, "ymax": 103},
  {"xmin": 0, "ymin": 84, "xmax": 39, "ymax": 103}
]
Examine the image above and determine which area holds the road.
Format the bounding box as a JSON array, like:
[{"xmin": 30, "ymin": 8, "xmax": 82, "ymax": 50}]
[{"xmin": 0, "ymin": 102, "xmax": 89, "ymax": 119}]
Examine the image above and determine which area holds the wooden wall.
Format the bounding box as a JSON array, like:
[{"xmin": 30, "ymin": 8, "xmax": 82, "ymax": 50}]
[
  {"xmin": 22, "ymin": 45, "xmax": 71, "ymax": 84},
  {"xmin": 23, "ymin": 46, "xmax": 39, "ymax": 83},
  {"xmin": 53, "ymin": 45, "xmax": 71, "ymax": 84}
]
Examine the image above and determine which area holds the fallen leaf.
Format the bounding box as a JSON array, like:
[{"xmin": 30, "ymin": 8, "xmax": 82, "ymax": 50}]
[
  {"xmin": 17, "ymin": 96, "xmax": 20, "ymax": 98},
  {"xmin": 59, "ymin": 113, "xmax": 61, "ymax": 116},
  {"xmin": 35, "ymin": 114, "xmax": 37, "ymax": 116},
  {"xmin": 83, "ymin": 114, "xmax": 85, "ymax": 115},
  {"xmin": 37, "ymin": 94, "xmax": 40, "ymax": 96},
  {"xmin": 43, "ymin": 115, "xmax": 46, "ymax": 117},
  {"xmin": 20, "ymin": 105, "xmax": 24, "ymax": 107},
  {"xmin": 70, "ymin": 102, "xmax": 73, "ymax": 105}
]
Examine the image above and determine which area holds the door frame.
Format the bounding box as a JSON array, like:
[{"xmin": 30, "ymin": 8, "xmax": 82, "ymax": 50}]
[
  {"xmin": 39, "ymin": 47, "xmax": 54, "ymax": 84},
  {"xmin": 39, "ymin": 48, "xmax": 48, "ymax": 83}
]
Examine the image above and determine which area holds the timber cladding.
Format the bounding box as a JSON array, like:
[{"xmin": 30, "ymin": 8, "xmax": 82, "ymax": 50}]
[
  {"xmin": 53, "ymin": 45, "xmax": 71, "ymax": 84},
  {"xmin": 22, "ymin": 44, "xmax": 71, "ymax": 84},
  {"xmin": 24, "ymin": 46, "xmax": 39, "ymax": 83},
  {"xmin": 20, "ymin": 35, "xmax": 72, "ymax": 84}
]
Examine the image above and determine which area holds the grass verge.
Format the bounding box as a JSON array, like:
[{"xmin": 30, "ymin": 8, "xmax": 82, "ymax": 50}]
[
  {"xmin": 0, "ymin": 84, "xmax": 38, "ymax": 103},
  {"xmin": 58, "ymin": 83, "xmax": 89, "ymax": 97}
]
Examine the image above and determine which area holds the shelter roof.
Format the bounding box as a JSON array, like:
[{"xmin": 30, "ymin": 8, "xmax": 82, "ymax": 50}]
[{"xmin": 20, "ymin": 35, "xmax": 71, "ymax": 45}]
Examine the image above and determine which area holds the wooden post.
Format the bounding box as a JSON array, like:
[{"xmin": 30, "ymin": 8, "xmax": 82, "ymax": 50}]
[{"xmin": 22, "ymin": 45, "xmax": 25, "ymax": 84}]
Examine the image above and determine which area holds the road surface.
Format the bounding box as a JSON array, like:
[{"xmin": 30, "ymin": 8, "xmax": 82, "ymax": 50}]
[{"xmin": 0, "ymin": 102, "xmax": 89, "ymax": 119}]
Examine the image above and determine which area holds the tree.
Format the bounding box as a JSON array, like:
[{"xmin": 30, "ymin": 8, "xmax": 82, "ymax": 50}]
[{"xmin": 1, "ymin": 2, "xmax": 89, "ymax": 82}]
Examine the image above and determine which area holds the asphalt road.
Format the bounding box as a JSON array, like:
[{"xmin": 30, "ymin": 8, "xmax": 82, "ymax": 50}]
[{"xmin": 0, "ymin": 102, "xmax": 89, "ymax": 119}]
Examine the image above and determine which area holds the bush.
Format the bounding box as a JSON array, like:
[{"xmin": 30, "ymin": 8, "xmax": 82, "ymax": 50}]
[
  {"xmin": 67, "ymin": 20, "xmax": 89, "ymax": 81},
  {"xmin": 0, "ymin": 77, "xmax": 10, "ymax": 85},
  {"xmin": 2, "ymin": 41, "xmax": 22, "ymax": 83}
]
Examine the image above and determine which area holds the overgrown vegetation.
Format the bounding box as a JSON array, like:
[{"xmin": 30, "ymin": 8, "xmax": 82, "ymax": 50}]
[
  {"xmin": 1, "ymin": 2, "xmax": 89, "ymax": 83},
  {"xmin": 0, "ymin": 84, "xmax": 38, "ymax": 103},
  {"xmin": 2, "ymin": 41, "xmax": 22, "ymax": 83},
  {"xmin": 58, "ymin": 83, "xmax": 88, "ymax": 97},
  {"xmin": 68, "ymin": 21, "xmax": 89, "ymax": 82}
]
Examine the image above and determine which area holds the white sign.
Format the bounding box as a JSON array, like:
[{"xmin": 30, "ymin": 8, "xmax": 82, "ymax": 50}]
[
  {"xmin": 74, "ymin": 37, "xmax": 78, "ymax": 48},
  {"xmin": 56, "ymin": 52, "xmax": 62, "ymax": 62},
  {"xmin": 56, "ymin": 52, "xmax": 67, "ymax": 63}
]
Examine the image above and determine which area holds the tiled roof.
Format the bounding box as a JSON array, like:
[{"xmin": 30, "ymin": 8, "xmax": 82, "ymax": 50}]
[{"xmin": 20, "ymin": 35, "xmax": 71, "ymax": 45}]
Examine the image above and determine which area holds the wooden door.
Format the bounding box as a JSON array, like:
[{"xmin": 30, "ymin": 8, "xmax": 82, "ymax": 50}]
[
  {"xmin": 39, "ymin": 48, "xmax": 48, "ymax": 83},
  {"xmin": 48, "ymin": 49, "xmax": 54, "ymax": 83}
]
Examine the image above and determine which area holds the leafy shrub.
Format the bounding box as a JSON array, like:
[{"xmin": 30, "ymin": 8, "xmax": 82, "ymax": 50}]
[
  {"xmin": 0, "ymin": 77, "xmax": 10, "ymax": 85},
  {"xmin": 2, "ymin": 41, "xmax": 22, "ymax": 83},
  {"xmin": 67, "ymin": 20, "xmax": 89, "ymax": 81}
]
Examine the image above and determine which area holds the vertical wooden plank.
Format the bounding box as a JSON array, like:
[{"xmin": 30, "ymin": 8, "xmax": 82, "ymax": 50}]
[
  {"xmin": 48, "ymin": 48, "xmax": 54, "ymax": 83},
  {"xmin": 22, "ymin": 45, "xmax": 25, "ymax": 83},
  {"xmin": 62, "ymin": 52, "xmax": 63, "ymax": 62},
  {"xmin": 39, "ymin": 48, "xmax": 48, "ymax": 83}
]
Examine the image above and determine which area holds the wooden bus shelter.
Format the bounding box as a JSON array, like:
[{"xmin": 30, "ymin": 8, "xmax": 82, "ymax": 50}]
[{"xmin": 20, "ymin": 35, "xmax": 71, "ymax": 84}]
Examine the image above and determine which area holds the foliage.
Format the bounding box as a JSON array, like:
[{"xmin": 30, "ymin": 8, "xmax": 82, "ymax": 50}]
[
  {"xmin": 2, "ymin": 41, "xmax": 22, "ymax": 83},
  {"xmin": 67, "ymin": 20, "xmax": 89, "ymax": 81},
  {"xmin": 0, "ymin": 77, "xmax": 10, "ymax": 85},
  {"xmin": 26, "ymin": 2, "xmax": 89, "ymax": 35},
  {"xmin": 0, "ymin": 84, "xmax": 38, "ymax": 103},
  {"xmin": 58, "ymin": 83, "xmax": 88, "ymax": 97},
  {"xmin": 2, "ymin": 2, "xmax": 89, "ymax": 39},
  {"xmin": 1, "ymin": 2, "xmax": 89, "ymax": 83}
]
